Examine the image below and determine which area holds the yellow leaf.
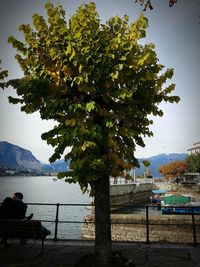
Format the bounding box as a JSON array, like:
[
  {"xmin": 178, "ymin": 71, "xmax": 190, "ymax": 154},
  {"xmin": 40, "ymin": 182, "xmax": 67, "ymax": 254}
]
[
  {"xmin": 65, "ymin": 118, "xmax": 76, "ymax": 127},
  {"xmin": 62, "ymin": 66, "xmax": 72, "ymax": 76}
]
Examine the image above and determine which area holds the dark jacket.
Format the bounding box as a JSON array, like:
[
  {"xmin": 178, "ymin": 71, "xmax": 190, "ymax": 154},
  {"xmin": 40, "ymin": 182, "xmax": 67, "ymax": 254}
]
[
  {"xmin": 12, "ymin": 200, "xmax": 27, "ymax": 219},
  {"xmin": 0, "ymin": 197, "xmax": 13, "ymax": 219},
  {"xmin": 0, "ymin": 197, "xmax": 27, "ymax": 220}
]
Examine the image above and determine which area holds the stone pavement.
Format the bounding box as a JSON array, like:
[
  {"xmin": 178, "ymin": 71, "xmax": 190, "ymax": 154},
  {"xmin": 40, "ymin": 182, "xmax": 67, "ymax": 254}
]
[{"xmin": 0, "ymin": 239, "xmax": 200, "ymax": 267}]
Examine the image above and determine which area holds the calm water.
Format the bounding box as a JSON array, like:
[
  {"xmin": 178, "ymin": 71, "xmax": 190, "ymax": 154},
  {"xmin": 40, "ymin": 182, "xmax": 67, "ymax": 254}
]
[
  {"xmin": 0, "ymin": 176, "xmax": 91, "ymax": 239},
  {"xmin": 0, "ymin": 176, "xmax": 162, "ymax": 239}
]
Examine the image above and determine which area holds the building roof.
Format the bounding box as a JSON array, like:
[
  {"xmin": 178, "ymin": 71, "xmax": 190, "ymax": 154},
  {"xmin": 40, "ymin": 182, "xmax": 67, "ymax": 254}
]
[
  {"xmin": 187, "ymin": 144, "xmax": 200, "ymax": 151},
  {"xmin": 194, "ymin": 141, "xmax": 200, "ymax": 145}
]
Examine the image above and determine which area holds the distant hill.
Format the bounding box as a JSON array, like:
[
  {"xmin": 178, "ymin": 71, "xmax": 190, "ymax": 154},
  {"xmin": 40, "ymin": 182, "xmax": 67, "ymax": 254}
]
[
  {"xmin": 0, "ymin": 141, "xmax": 187, "ymax": 177},
  {"xmin": 48, "ymin": 159, "xmax": 70, "ymax": 172},
  {"xmin": 0, "ymin": 141, "xmax": 41, "ymax": 170},
  {"xmin": 136, "ymin": 153, "xmax": 187, "ymax": 178},
  {"xmin": 0, "ymin": 141, "xmax": 69, "ymax": 173}
]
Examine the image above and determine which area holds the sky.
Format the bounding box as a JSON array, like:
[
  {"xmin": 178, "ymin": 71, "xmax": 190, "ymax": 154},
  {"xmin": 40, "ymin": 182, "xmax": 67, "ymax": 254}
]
[{"xmin": 0, "ymin": 0, "xmax": 199, "ymax": 163}]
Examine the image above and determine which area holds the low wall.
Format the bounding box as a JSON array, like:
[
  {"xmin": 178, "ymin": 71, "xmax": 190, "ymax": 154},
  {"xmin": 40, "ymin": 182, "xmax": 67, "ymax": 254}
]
[
  {"xmin": 110, "ymin": 183, "xmax": 155, "ymax": 196},
  {"xmin": 110, "ymin": 183, "xmax": 156, "ymax": 208},
  {"xmin": 110, "ymin": 190, "xmax": 151, "ymax": 208},
  {"xmin": 81, "ymin": 214, "xmax": 200, "ymax": 244},
  {"xmin": 110, "ymin": 184, "xmax": 134, "ymax": 196}
]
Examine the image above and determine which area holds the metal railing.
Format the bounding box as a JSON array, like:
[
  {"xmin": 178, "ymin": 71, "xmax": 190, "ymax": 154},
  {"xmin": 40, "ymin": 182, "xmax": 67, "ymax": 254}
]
[
  {"xmin": 143, "ymin": 205, "xmax": 200, "ymax": 245},
  {"xmin": 1, "ymin": 202, "xmax": 200, "ymax": 245},
  {"xmin": 26, "ymin": 202, "xmax": 91, "ymax": 241}
]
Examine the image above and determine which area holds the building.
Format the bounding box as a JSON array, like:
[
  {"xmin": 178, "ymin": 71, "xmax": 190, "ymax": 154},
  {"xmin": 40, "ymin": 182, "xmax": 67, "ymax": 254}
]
[
  {"xmin": 180, "ymin": 172, "xmax": 200, "ymax": 184},
  {"xmin": 5, "ymin": 169, "xmax": 15, "ymax": 175},
  {"xmin": 187, "ymin": 141, "xmax": 200, "ymax": 154}
]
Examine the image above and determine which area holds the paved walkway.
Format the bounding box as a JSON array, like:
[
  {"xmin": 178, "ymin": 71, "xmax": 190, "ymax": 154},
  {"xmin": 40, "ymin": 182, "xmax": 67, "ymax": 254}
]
[{"xmin": 0, "ymin": 240, "xmax": 200, "ymax": 267}]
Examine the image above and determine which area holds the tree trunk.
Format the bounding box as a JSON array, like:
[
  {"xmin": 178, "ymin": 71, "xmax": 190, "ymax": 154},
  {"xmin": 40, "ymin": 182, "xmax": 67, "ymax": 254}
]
[{"xmin": 94, "ymin": 175, "xmax": 112, "ymax": 267}]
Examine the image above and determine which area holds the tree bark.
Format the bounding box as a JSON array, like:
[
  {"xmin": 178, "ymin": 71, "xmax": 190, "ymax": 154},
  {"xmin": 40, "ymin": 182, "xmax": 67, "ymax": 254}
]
[{"xmin": 94, "ymin": 175, "xmax": 112, "ymax": 267}]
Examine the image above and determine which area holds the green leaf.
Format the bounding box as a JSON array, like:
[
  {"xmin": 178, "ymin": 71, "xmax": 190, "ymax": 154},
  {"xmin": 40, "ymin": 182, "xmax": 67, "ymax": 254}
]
[
  {"xmin": 57, "ymin": 172, "xmax": 68, "ymax": 179},
  {"xmin": 75, "ymin": 32, "xmax": 81, "ymax": 38},
  {"xmin": 81, "ymin": 141, "xmax": 96, "ymax": 151},
  {"xmin": 78, "ymin": 64, "xmax": 83, "ymax": 73},
  {"xmin": 106, "ymin": 121, "xmax": 114, "ymax": 128},
  {"xmin": 65, "ymin": 44, "xmax": 71, "ymax": 55},
  {"xmin": 69, "ymin": 48, "xmax": 75, "ymax": 60},
  {"xmin": 137, "ymin": 52, "xmax": 150, "ymax": 66},
  {"xmin": 138, "ymin": 13, "xmax": 148, "ymax": 29},
  {"xmin": 86, "ymin": 101, "xmax": 95, "ymax": 112},
  {"xmin": 111, "ymin": 71, "xmax": 119, "ymax": 81}
]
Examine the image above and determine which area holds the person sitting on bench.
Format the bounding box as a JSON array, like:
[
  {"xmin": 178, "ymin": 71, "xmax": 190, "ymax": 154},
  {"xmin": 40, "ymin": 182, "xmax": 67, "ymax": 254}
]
[{"xmin": 0, "ymin": 192, "xmax": 33, "ymax": 245}]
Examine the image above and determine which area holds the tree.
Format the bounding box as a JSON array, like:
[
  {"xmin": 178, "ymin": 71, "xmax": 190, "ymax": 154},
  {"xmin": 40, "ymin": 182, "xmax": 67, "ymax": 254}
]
[
  {"xmin": 135, "ymin": 0, "xmax": 177, "ymax": 11},
  {"xmin": 186, "ymin": 153, "xmax": 200, "ymax": 173},
  {"xmin": 3, "ymin": 2, "xmax": 179, "ymax": 266},
  {"xmin": 142, "ymin": 160, "xmax": 151, "ymax": 177},
  {"xmin": 0, "ymin": 60, "xmax": 8, "ymax": 88},
  {"xmin": 159, "ymin": 160, "xmax": 188, "ymax": 180}
]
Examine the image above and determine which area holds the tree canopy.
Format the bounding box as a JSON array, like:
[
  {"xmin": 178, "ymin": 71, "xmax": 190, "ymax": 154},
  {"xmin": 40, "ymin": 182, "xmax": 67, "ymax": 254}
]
[
  {"xmin": 0, "ymin": 60, "xmax": 8, "ymax": 88},
  {"xmin": 186, "ymin": 152, "xmax": 200, "ymax": 173},
  {"xmin": 159, "ymin": 160, "xmax": 188, "ymax": 180},
  {"xmin": 6, "ymin": 2, "xmax": 179, "ymax": 191}
]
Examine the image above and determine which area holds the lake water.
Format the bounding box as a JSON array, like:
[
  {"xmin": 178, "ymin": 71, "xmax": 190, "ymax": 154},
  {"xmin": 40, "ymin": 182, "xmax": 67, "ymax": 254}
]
[
  {"xmin": 0, "ymin": 176, "xmax": 162, "ymax": 239},
  {"xmin": 0, "ymin": 176, "xmax": 91, "ymax": 239}
]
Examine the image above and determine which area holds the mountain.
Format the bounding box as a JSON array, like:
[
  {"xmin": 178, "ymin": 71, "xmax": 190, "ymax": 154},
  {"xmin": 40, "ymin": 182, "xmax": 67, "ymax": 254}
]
[
  {"xmin": 40, "ymin": 159, "xmax": 70, "ymax": 172},
  {"xmin": 0, "ymin": 141, "xmax": 69, "ymax": 173},
  {"xmin": 49, "ymin": 159, "xmax": 70, "ymax": 172},
  {"xmin": 135, "ymin": 153, "xmax": 187, "ymax": 178},
  {"xmin": 0, "ymin": 141, "xmax": 41, "ymax": 170},
  {"xmin": 0, "ymin": 141, "xmax": 187, "ymax": 177}
]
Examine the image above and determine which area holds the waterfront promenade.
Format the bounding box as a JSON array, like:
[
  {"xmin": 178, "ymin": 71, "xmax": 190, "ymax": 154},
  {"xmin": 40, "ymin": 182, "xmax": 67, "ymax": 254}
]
[{"xmin": 0, "ymin": 239, "xmax": 200, "ymax": 267}]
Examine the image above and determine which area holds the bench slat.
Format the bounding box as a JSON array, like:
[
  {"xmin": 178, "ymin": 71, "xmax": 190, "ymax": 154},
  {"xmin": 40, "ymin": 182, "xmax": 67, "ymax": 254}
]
[{"xmin": 0, "ymin": 220, "xmax": 48, "ymax": 239}]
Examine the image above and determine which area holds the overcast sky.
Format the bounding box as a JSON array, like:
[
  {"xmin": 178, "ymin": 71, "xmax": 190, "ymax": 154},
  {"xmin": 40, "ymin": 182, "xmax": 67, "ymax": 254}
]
[{"xmin": 0, "ymin": 0, "xmax": 199, "ymax": 163}]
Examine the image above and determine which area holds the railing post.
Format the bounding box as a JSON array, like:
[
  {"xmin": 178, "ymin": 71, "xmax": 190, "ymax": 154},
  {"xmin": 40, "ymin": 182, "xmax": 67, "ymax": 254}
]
[
  {"xmin": 145, "ymin": 205, "xmax": 149, "ymax": 243},
  {"xmin": 191, "ymin": 207, "xmax": 197, "ymax": 246},
  {"xmin": 54, "ymin": 203, "xmax": 60, "ymax": 241}
]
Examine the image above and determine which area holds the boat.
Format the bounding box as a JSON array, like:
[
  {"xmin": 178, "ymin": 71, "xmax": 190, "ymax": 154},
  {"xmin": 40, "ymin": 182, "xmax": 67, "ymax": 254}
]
[
  {"xmin": 150, "ymin": 189, "xmax": 167, "ymax": 207},
  {"xmin": 161, "ymin": 194, "xmax": 200, "ymax": 215},
  {"xmin": 162, "ymin": 206, "xmax": 200, "ymax": 214}
]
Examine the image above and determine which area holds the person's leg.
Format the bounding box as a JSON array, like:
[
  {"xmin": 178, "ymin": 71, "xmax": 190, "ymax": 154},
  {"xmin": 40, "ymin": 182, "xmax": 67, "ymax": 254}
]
[
  {"xmin": 26, "ymin": 213, "xmax": 33, "ymax": 220},
  {"xmin": 19, "ymin": 213, "xmax": 33, "ymax": 243}
]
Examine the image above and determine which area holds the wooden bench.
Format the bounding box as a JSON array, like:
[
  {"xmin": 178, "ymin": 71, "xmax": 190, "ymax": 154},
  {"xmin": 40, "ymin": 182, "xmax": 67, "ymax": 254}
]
[{"xmin": 0, "ymin": 219, "xmax": 50, "ymax": 255}]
